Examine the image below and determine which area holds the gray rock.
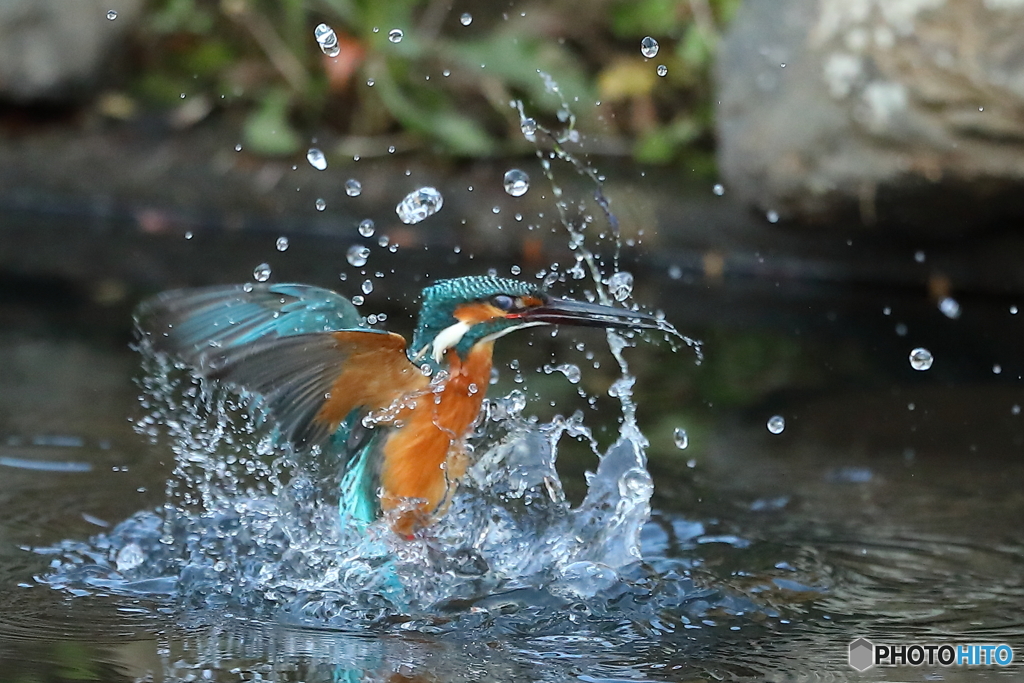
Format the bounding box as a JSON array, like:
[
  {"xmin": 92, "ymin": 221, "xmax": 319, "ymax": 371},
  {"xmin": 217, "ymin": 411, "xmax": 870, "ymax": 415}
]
[
  {"xmin": 716, "ymin": 0, "xmax": 1024, "ymax": 229},
  {"xmin": 0, "ymin": 0, "xmax": 142, "ymax": 102}
]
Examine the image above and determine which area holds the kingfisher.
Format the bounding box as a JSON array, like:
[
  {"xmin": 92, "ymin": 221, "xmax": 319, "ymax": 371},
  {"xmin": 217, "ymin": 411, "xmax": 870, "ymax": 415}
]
[{"xmin": 137, "ymin": 275, "xmax": 658, "ymax": 535}]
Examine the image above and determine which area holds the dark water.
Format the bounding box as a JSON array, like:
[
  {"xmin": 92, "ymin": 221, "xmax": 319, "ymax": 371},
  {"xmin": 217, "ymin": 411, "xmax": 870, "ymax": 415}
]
[{"xmin": 1, "ymin": 266, "xmax": 1023, "ymax": 682}]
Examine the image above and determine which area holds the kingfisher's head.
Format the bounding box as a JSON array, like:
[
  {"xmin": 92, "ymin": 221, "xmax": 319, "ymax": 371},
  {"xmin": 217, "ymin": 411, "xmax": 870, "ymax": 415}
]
[{"xmin": 410, "ymin": 275, "xmax": 659, "ymax": 369}]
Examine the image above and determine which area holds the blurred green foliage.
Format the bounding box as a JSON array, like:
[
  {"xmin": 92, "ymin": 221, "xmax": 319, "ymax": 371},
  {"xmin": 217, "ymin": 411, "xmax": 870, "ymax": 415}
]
[{"xmin": 127, "ymin": 0, "xmax": 739, "ymax": 163}]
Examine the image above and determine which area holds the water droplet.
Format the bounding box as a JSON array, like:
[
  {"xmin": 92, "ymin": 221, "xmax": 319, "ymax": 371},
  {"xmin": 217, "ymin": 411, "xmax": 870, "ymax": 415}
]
[
  {"xmin": 106, "ymin": 9, "xmax": 118, "ymax": 20},
  {"xmin": 641, "ymin": 36, "xmax": 659, "ymax": 58},
  {"xmin": 510, "ymin": 264, "xmax": 521, "ymax": 275},
  {"xmin": 345, "ymin": 179, "xmax": 362, "ymax": 197},
  {"xmin": 909, "ymin": 347, "xmax": 933, "ymax": 371},
  {"xmin": 352, "ymin": 295, "xmax": 364, "ymax": 305},
  {"xmin": 115, "ymin": 543, "xmax": 144, "ymax": 571},
  {"xmin": 673, "ymin": 427, "xmax": 688, "ymax": 449},
  {"xmin": 253, "ymin": 263, "xmax": 271, "ymax": 282},
  {"xmin": 234, "ymin": 143, "xmax": 242, "ymax": 152},
  {"xmin": 460, "ymin": 12, "xmax": 473, "ymax": 26},
  {"xmin": 396, "ymin": 187, "xmax": 443, "ymax": 224},
  {"xmin": 883, "ymin": 306, "xmax": 891, "ymax": 315},
  {"xmin": 315, "ymin": 198, "xmax": 326, "ymax": 211},
  {"xmin": 213, "ymin": 560, "xmax": 227, "ymax": 572},
  {"xmin": 1011, "ymin": 305, "xmax": 1019, "ymax": 315},
  {"xmin": 366, "ymin": 78, "xmax": 375, "ymax": 87},
  {"xmin": 914, "ymin": 250, "xmax": 926, "ymax": 263},
  {"xmin": 895, "ymin": 323, "xmax": 908, "ymax": 336},
  {"xmin": 388, "ymin": 28, "xmax": 404, "ymax": 43},
  {"xmin": 607, "ymin": 271, "xmax": 633, "ymax": 302},
  {"xmin": 767, "ymin": 210, "xmax": 780, "ymax": 223},
  {"xmin": 938, "ymin": 297, "xmax": 961, "ymax": 319},
  {"xmin": 314, "ymin": 23, "xmax": 341, "ymax": 57},
  {"xmin": 275, "ymin": 236, "xmax": 289, "ymax": 251},
  {"xmin": 712, "ymin": 183, "xmax": 725, "ymax": 196},
  {"xmin": 767, "ymin": 415, "xmax": 786, "ymax": 434},
  {"xmin": 358, "ymin": 219, "xmax": 375, "ymax": 237},
  {"xmin": 378, "ymin": 235, "xmax": 389, "ymax": 247},
  {"xmin": 184, "ymin": 231, "xmax": 193, "ymax": 240},
  {"xmin": 1013, "ymin": 404, "xmax": 1021, "ymax": 415},
  {"xmin": 520, "ymin": 119, "xmax": 538, "ymax": 142},
  {"xmin": 503, "ymin": 169, "xmax": 530, "ymax": 197},
  {"xmin": 346, "ymin": 245, "xmax": 370, "ymax": 267},
  {"xmin": 361, "ymin": 279, "xmax": 373, "ymax": 295},
  {"xmin": 656, "ymin": 64, "xmax": 668, "ymax": 77},
  {"xmin": 306, "ymin": 148, "xmax": 327, "ymax": 171},
  {"xmin": 544, "ymin": 363, "xmax": 581, "ymax": 384},
  {"xmin": 993, "ymin": 364, "xmax": 1003, "ymax": 374},
  {"xmin": 668, "ymin": 264, "xmax": 682, "ymax": 280}
]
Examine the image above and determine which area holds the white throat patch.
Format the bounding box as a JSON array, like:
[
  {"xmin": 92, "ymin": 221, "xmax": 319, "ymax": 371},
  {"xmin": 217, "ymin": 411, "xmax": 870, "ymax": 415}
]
[{"xmin": 431, "ymin": 321, "xmax": 472, "ymax": 364}]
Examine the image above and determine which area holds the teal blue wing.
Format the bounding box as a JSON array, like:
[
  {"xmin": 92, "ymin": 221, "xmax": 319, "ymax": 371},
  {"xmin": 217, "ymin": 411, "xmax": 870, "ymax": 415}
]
[
  {"xmin": 135, "ymin": 283, "xmax": 365, "ymax": 362},
  {"xmin": 135, "ymin": 284, "xmax": 419, "ymax": 447}
]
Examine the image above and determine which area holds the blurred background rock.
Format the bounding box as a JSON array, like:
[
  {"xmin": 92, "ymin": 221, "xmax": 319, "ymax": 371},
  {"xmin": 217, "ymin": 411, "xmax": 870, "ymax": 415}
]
[{"xmin": 718, "ymin": 0, "xmax": 1024, "ymax": 230}]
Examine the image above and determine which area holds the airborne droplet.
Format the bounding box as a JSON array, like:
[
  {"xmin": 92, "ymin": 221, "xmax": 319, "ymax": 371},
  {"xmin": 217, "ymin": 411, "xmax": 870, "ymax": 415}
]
[
  {"xmin": 656, "ymin": 64, "xmax": 668, "ymax": 77},
  {"xmin": 358, "ymin": 219, "xmax": 375, "ymax": 237},
  {"xmin": 361, "ymin": 279, "xmax": 373, "ymax": 295},
  {"xmin": 713, "ymin": 183, "xmax": 725, "ymax": 196},
  {"xmin": 520, "ymin": 117, "xmax": 538, "ymax": 140},
  {"xmin": 388, "ymin": 28, "xmax": 404, "ymax": 43},
  {"xmin": 275, "ymin": 237, "xmax": 289, "ymax": 252},
  {"xmin": 306, "ymin": 148, "xmax": 327, "ymax": 171},
  {"xmin": 346, "ymin": 245, "xmax": 370, "ymax": 267},
  {"xmin": 503, "ymin": 169, "xmax": 530, "ymax": 197},
  {"xmin": 345, "ymin": 179, "xmax": 362, "ymax": 197},
  {"xmin": 938, "ymin": 297, "xmax": 961, "ymax": 319},
  {"xmin": 640, "ymin": 36, "xmax": 659, "ymax": 58},
  {"xmin": 767, "ymin": 415, "xmax": 786, "ymax": 434},
  {"xmin": 106, "ymin": 9, "xmax": 118, "ymax": 20},
  {"xmin": 673, "ymin": 427, "xmax": 688, "ymax": 450},
  {"xmin": 396, "ymin": 187, "xmax": 443, "ymax": 224},
  {"xmin": 460, "ymin": 13, "xmax": 473, "ymax": 26},
  {"xmin": 909, "ymin": 347, "xmax": 933, "ymax": 371},
  {"xmin": 607, "ymin": 271, "xmax": 634, "ymax": 302},
  {"xmin": 315, "ymin": 198, "xmax": 326, "ymax": 211},
  {"xmin": 253, "ymin": 263, "xmax": 271, "ymax": 282},
  {"xmin": 314, "ymin": 23, "xmax": 341, "ymax": 58}
]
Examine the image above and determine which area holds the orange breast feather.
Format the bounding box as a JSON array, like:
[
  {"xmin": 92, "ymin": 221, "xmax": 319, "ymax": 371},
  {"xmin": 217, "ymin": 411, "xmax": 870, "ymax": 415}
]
[{"xmin": 379, "ymin": 341, "xmax": 494, "ymax": 534}]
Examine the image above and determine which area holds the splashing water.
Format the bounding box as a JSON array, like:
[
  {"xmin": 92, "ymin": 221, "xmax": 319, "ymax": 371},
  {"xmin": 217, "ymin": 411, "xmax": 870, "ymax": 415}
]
[
  {"xmin": 40, "ymin": 73, "xmax": 722, "ymax": 637},
  {"xmin": 39, "ymin": 347, "xmax": 728, "ymax": 632}
]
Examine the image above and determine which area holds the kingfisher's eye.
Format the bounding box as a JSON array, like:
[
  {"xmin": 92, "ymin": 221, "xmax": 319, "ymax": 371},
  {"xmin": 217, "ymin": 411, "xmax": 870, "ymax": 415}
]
[{"xmin": 491, "ymin": 294, "xmax": 515, "ymax": 311}]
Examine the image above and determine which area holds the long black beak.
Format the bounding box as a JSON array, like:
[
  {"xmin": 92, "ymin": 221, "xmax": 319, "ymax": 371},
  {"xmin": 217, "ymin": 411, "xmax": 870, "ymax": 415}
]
[{"xmin": 517, "ymin": 297, "xmax": 660, "ymax": 330}]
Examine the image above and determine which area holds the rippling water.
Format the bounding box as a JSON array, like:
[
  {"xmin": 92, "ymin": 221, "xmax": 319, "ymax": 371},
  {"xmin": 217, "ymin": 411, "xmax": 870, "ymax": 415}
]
[{"xmin": 2, "ymin": 324, "xmax": 1024, "ymax": 681}]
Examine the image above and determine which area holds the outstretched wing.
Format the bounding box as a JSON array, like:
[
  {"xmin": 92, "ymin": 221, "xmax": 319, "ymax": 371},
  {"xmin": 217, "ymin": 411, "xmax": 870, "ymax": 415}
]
[
  {"xmin": 136, "ymin": 284, "xmax": 427, "ymax": 447},
  {"xmin": 136, "ymin": 283, "xmax": 365, "ymax": 365}
]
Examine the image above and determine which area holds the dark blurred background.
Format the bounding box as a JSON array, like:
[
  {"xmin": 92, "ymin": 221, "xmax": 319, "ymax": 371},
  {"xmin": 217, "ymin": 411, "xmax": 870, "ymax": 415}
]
[{"xmin": 3, "ymin": 0, "xmax": 1024, "ymax": 474}]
